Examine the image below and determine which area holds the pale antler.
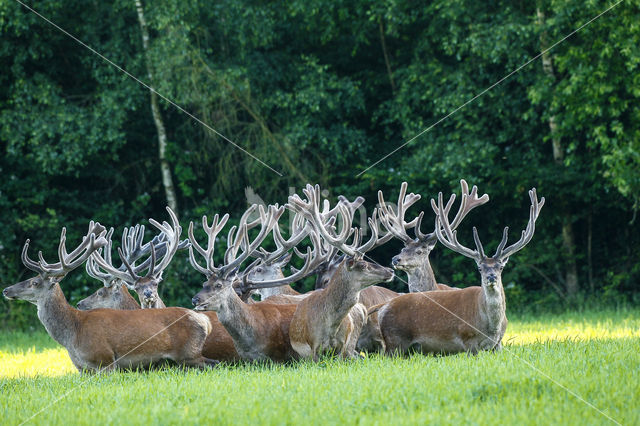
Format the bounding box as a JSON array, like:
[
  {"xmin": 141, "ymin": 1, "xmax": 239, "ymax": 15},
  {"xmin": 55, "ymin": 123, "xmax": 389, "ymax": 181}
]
[
  {"xmin": 240, "ymin": 229, "xmax": 329, "ymax": 290},
  {"xmin": 189, "ymin": 205, "xmax": 284, "ymax": 279},
  {"xmin": 22, "ymin": 221, "xmax": 108, "ymax": 276},
  {"xmin": 188, "ymin": 213, "xmax": 230, "ymax": 277},
  {"xmin": 493, "ymin": 188, "xmax": 545, "ymax": 261},
  {"xmin": 288, "ymin": 184, "xmax": 380, "ymax": 259},
  {"xmin": 378, "ymin": 182, "xmax": 422, "ymax": 243},
  {"xmin": 431, "ymin": 182, "xmax": 490, "ymax": 261}
]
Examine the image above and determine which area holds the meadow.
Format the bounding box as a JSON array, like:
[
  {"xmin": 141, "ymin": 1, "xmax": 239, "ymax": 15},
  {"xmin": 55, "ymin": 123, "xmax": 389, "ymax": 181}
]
[{"xmin": 0, "ymin": 309, "xmax": 638, "ymax": 425}]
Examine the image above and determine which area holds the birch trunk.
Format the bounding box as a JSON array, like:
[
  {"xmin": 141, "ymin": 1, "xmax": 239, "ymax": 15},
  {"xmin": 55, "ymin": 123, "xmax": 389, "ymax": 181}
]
[{"xmin": 135, "ymin": 0, "xmax": 178, "ymax": 214}]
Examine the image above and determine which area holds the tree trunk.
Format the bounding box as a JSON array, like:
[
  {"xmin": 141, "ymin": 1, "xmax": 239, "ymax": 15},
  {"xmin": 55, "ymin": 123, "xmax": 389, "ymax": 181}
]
[
  {"xmin": 537, "ymin": 7, "xmax": 579, "ymax": 296},
  {"xmin": 135, "ymin": 0, "xmax": 178, "ymax": 214}
]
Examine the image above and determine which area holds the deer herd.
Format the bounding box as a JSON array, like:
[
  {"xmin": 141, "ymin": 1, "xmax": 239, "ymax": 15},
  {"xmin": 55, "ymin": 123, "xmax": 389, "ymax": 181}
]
[{"xmin": 2, "ymin": 180, "xmax": 544, "ymax": 372}]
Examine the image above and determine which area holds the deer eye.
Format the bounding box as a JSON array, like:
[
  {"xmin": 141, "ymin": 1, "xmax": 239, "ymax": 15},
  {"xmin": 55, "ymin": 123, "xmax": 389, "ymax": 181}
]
[
  {"xmin": 215, "ymin": 283, "xmax": 222, "ymax": 289},
  {"xmin": 256, "ymin": 267, "xmax": 263, "ymax": 273},
  {"xmin": 416, "ymin": 250, "xmax": 423, "ymax": 255}
]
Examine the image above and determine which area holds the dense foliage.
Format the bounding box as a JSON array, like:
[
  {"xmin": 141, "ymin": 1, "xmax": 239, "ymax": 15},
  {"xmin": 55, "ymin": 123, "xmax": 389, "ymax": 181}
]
[{"xmin": 1, "ymin": 0, "xmax": 638, "ymax": 327}]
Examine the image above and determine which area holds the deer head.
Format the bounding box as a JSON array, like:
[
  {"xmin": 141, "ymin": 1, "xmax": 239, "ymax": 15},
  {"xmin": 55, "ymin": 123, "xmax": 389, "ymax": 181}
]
[
  {"xmin": 432, "ymin": 187, "xmax": 545, "ymax": 290},
  {"xmin": 189, "ymin": 204, "xmax": 284, "ymax": 311},
  {"xmin": 91, "ymin": 207, "xmax": 185, "ymax": 308},
  {"xmin": 288, "ymin": 184, "xmax": 394, "ymax": 289},
  {"xmin": 381, "ymin": 180, "xmax": 489, "ymax": 275},
  {"xmin": 77, "ymin": 225, "xmax": 173, "ymax": 310},
  {"xmin": 3, "ymin": 222, "xmax": 107, "ymax": 304}
]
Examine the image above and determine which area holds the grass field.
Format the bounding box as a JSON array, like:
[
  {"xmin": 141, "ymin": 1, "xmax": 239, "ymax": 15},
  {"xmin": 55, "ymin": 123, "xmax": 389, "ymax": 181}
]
[{"xmin": 0, "ymin": 309, "xmax": 638, "ymax": 425}]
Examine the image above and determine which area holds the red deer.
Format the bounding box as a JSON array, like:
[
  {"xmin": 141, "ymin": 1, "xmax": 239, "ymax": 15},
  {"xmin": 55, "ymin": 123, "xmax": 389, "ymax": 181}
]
[
  {"xmin": 379, "ymin": 180, "xmax": 488, "ymax": 292},
  {"xmin": 378, "ymin": 187, "xmax": 544, "ymax": 355},
  {"xmin": 77, "ymin": 226, "xmax": 166, "ymax": 310},
  {"xmin": 91, "ymin": 207, "xmax": 185, "ymax": 309},
  {"xmin": 189, "ymin": 205, "xmax": 320, "ymax": 362},
  {"xmin": 78, "ymin": 225, "xmax": 239, "ymax": 363},
  {"xmin": 2, "ymin": 222, "xmax": 217, "ymax": 372},
  {"xmin": 286, "ymin": 185, "xmax": 394, "ymax": 360}
]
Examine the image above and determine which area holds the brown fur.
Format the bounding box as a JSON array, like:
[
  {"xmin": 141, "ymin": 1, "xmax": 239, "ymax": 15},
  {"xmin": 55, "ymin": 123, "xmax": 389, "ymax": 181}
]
[
  {"xmin": 76, "ymin": 283, "xmax": 239, "ymax": 362},
  {"xmin": 4, "ymin": 282, "xmax": 216, "ymax": 372},
  {"xmin": 193, "ymin": 281, "xmax": 298, "ymax": 362},
  {"xmin": 288, "ymin": 258, "xmax": 394, "ymax": 360},
  {"xmin": 378, "ymin": 287, "xmax": 507, "ymax": 355}
]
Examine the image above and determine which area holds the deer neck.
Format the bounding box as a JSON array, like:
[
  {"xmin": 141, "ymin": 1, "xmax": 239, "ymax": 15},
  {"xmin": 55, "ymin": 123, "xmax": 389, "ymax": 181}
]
[
  {"xmin": 214, "ymin": 292, "xmax": 260, "ymax": 356},
  {"xmin": 479, "ymin": 276, "xmax": 506, "ymax": 336},
  {"xmin": 322, "ymin": 266, "xmax": 362, "ymax": 327},
  {"xmin": 407, "ymin": 259, "xmax": 437, "ymax": 292},
  {"xmin": 119, "ymin": 285, "xmax": 141, "ymax": 310},
  {"xmin": 36, "ymin": 284, "xmax": 80, "ymax": 348}
]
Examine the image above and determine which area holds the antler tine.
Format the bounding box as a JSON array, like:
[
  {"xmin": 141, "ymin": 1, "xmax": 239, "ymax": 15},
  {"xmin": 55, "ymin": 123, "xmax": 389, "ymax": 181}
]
[
  {"xmin": 449, "ymin": 179, "xmax": 490, "ymax": 230},
  {"xmin": 86, "ymin": 251, "xmax": 117, "ymax": 286},
  {"xmin": 433, "ymin": 191, "xmax": 481, "ymax": 261},
  {"xmin": 346, "ymin": 207, "xmax": 381, "ymax": 258},
  {"xmin": 187, "ymin": 213, "xmax": 229, "ymax": 276},
  {"xmin": 85, "ymin": 228, "xmax": 116, "ymax": 285},
  {"xmin": 21, "ymin": 240, "xmax": 42, "ymax": 273},
  {"xmin": 258, "ymin": 210, "xmax": 312, "ymax": 265},
  {"xmin": 146, "ymin": 206, "xmax": 181, "ymax": 277},
  {"xmin": 117, "ymin": 246, "xmax": 141, "ymax": 283},
  {"xmin": 495, "ymin": 188, "xmax": 545, "ymax": 260},
  {"xmin": 219, "ymin": 205, "xmax": 285, "ymax": 278},
  {"xmin": 292, "ymin": 185, "xmax": 355, "ymax": 254},
  {"xmin": 91, "ymin": 242, "xmax": 136, "ymax": 283},
  {"xmin": 241, "ymin": 227, "xmax": 326, "ymax": 290},
  {"xmin": 472, "ymin": 227, "xmax": 486, "ymax": 259},
  {"xmin": 377, "ymin": 182, "xmax": 421, "ymax": 244},
  {"xmin": 58, "ymin": 223, "xmax": 108, "ymax": 273}
]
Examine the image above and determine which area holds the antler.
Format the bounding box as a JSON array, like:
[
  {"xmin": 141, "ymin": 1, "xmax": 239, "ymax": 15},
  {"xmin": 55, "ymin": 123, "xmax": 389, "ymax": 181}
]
[
  {"xmin": 493, "ymin": 188, "xmax": 545, "ymax": 260},
  {"xmin": 188, "ymin": 213, "xmax": 230, "ymax": 277},
  {"xmin": 240, "ymin": 229, "xmax": 329, "ymax": 290},
  {"xmin": 22, "ymin": 221, "xmax": 108, "ymax": 276},
  {"xmin": 431, "ymin": 180, "xmax": 490, "ymax": 261},
  {"xmin": 87, "ymin": 225, "xmax": 187, "ymax": 287},
  {"xmin": 189, "ymin": 205, "xmax": 284, "ymax": 278},
  {"xmin": 288, "ymin": 184, "xmax": 380, "ymax": 259},
  {"xmin": 378, "ymin": 182, "xmax": 422, "ymax": 243}
]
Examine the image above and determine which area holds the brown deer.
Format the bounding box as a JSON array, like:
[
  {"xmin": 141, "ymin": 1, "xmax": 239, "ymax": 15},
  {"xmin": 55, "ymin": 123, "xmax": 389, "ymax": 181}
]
[
  {"xmin": 78, "ymin": 225, "xmax": 240, "ymax": 363},
  {"xmin": 77, "ymin": 225, "xmax": 168, "ymax": 310},
  {"xmin": 190, "ymin": 205, "xmax": 319, "ymax": 362},
  {"xmin": 378, "ymin": 187, "xmax": 544, "ymax": 355},
  {"xmin": 379, "ymin": 180, "xmax": 488, "ymax": 292},
  {"xmin": 2, "ymin": 222, "xmax": 218, "ymax": 372},
  {"xmin": 91, "ymin": 207, "xmax": 184, "ymax": 309},
  {"xmin": 286, "ymin": 185, "xmax": 394, "ymax": 360}
]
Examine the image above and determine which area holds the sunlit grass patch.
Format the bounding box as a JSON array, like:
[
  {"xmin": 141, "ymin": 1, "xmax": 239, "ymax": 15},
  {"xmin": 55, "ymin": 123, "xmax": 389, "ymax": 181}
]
[{"xmin": 0, "ymin": 309, "xmax": 638, "ymax": 425}]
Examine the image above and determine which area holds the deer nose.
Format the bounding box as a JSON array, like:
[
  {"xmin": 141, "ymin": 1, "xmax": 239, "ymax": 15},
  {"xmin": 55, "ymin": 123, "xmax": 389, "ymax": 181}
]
[
  {"xmin": 391, "ymin": 256, "xmax": 400, "ymax": 266},
  {"xmin": 192, "ymin": 296, "xmax": 200, "ymax": 306},
  {"xmin": 2, "ymin": 288, "xmax": 9, "ymax": 298},
  {"xmin": 143, "ymin": 289, "xmax": 154, "ymax": 299},
  {"xmin": 488, "ymin": 273, "xmax": 497, "ymax": 282}
]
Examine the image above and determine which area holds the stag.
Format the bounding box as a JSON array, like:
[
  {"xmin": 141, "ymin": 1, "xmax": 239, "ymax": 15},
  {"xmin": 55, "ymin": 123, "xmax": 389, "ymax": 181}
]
[
  {"xmin": 286, "ymin": 185, "xmax": 394, "ymax": 360},
  {"xmin": 378, "ymin": 187, "xmax": 544, "ymax": 355},
  {"xmin": 91, "ymin": 207, "xmax": 185, "ymax": 308},
  {"xmin": 379, "ymin": 180, "xmax": 488, "ymax": 292},
  {"xmin": 77, "ymin": 225, "xmax": 170, "ymax": 310},
  {"xmin": 2, "ymin": 222, "xmax": 217, "ymax": 372},
  {"xmin": 189, "ymin": 205, "xmax": 316, "ymax": 362},
  {"xmin": 77, "ymin": 222, "xmax": 240, "ymax": 362}
]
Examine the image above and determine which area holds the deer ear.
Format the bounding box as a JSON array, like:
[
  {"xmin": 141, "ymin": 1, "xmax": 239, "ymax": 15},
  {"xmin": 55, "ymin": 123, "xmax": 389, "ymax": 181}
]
[
  {"xmin": 346, "ymin": 258, "xmax": 356, "ymax": 270},
  {"xmin": 49, "ymin": 275, "xmax": 65, "ymax": 286},
  {"xmin": 275, "ymin": 252, "xmax": 293, "ymax": 268}
]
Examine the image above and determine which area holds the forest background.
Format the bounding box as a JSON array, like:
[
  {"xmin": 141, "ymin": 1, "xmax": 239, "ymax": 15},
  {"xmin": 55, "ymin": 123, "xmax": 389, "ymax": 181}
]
[{"xmin": 1, "ymin": 0, "xmax": 638, "ymax": 328}]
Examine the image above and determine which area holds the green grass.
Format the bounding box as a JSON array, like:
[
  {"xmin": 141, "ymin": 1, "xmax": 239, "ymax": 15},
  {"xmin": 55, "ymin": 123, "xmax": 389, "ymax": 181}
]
[{"xmin": 1, "ymin": 309, "xmax": 638, "ymax": 425}]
